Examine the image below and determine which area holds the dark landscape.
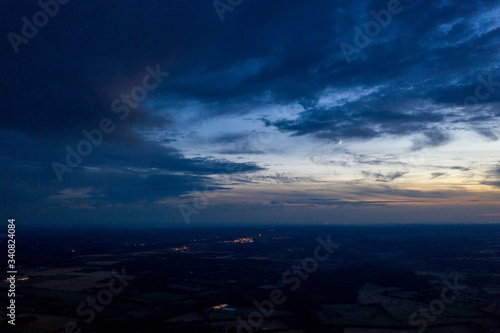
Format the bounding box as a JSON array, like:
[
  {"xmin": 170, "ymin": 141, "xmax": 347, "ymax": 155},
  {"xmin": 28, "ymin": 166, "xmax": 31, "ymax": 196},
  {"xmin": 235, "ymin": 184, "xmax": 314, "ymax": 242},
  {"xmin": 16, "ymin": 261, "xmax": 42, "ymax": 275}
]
[{"xmin": 2, "ymin": 225, "xmax": 499, "ymax": 332}]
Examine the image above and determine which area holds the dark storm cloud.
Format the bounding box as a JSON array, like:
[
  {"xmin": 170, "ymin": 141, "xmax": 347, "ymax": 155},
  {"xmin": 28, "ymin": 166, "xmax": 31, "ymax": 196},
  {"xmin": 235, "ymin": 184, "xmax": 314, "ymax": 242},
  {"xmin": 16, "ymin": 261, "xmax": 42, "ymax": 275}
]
[
  {"xmin": 0, "ymin": 0, "xmax": 268, "ymax": 210},
  {"xmin": 1, "ymin": 162, "xmax": 212, "ymax": 207},
  {"xmin": 267, "ymin": 94, "xmax": 449, "ymax": 142},
  {"xmin": 252, "ymin": 1, "xmax": 499, "ymax": 143},
  {"xmin": 0, "ymin": 134, "xmax": 262, "ymax": 208}
]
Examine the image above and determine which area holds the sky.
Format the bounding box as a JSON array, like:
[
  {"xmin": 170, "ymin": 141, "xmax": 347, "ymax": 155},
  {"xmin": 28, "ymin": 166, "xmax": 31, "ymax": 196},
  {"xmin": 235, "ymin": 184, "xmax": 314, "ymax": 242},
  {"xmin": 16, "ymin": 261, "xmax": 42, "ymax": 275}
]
[{"xmin": 1, "ymin": 0, "xmax": 499, "ymax": 227}]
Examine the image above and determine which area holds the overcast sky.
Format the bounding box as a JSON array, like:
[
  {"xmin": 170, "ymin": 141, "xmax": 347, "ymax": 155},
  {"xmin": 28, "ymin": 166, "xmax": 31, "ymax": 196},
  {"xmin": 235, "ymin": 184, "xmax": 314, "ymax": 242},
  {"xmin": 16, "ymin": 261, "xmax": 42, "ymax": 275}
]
[{"xmin": 1, "ymin": 0, "xmax": 499, "ymax": 227}]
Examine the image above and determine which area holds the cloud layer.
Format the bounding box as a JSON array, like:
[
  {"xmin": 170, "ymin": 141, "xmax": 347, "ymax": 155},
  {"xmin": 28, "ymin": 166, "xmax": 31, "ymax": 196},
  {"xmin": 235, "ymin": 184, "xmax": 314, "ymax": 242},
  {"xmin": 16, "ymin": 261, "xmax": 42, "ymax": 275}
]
[{"xmin": 1, "ymin": 0, "xmax": 499, "ymax": 225}]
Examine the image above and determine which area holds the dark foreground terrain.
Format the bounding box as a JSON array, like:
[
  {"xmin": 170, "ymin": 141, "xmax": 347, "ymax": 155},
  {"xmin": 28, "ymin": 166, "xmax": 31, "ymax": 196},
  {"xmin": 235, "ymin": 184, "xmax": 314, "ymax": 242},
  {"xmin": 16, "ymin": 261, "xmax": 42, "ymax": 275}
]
[{"xmin": 1, "ymin": 225, "xmax": 500, "ymax": 332}]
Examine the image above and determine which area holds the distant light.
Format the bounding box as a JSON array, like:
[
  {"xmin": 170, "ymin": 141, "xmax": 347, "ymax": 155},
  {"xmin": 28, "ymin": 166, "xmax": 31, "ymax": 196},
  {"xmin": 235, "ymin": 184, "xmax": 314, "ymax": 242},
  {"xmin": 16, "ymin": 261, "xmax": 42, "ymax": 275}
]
[{"xmin": 339, "ymin": 140, "xmax": 342, "ymax": 144}]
